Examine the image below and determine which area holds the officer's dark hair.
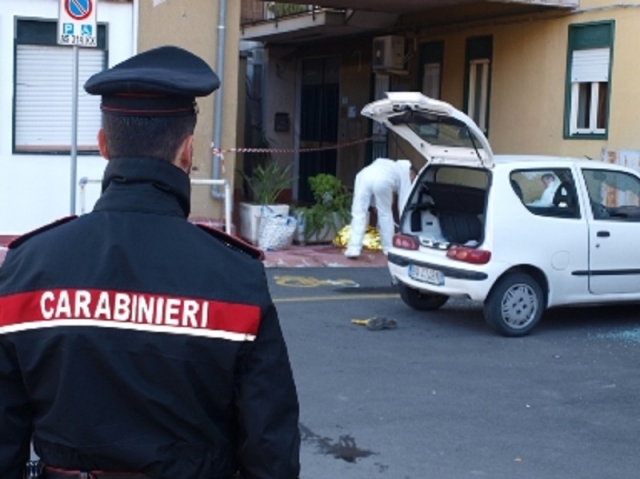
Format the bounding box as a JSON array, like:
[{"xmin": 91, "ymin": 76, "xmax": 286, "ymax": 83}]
[{"xmin": 102, "ymin": 113, "xmax": 197, "ymax": 163}]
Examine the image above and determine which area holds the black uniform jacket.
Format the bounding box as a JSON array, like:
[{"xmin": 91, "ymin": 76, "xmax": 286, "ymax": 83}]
[{"xmin": 0, "ymin": 157, "xmax": 300, "ymax": 479}]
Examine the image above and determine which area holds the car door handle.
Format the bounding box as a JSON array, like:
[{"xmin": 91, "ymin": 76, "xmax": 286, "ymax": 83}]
[{"xmin": 596, "ymin": 231, "xmax": 610, "ymax": 237}]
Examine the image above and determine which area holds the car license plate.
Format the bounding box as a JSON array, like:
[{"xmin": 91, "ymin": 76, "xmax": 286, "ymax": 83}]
[{"xmin": 409, "ymin": 264, "xmax": 444, "ymax": 285}]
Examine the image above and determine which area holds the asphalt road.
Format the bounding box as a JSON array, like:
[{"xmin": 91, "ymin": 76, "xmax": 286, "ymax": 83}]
[{"xmin": 268, "ymin": 267, "xmax": 640, "ymax": 479}]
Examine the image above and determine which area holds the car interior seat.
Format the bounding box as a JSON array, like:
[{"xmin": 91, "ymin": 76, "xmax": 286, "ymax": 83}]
[
  {"xmin": 552, "ymin": 181, "xmax": 579, "ymax": 217},
  {"xmin": 439, "ymin": 213, "xmax": 482, "ymax": 244},
  {"xmin": 553, "ymin": 181, "xmax": 575, "ymax": 207}
]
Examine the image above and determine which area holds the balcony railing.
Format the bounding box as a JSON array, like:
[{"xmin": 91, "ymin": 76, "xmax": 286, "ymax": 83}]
[{"xmin": 241, "ymin": 1, "xmax": 325, "ymax": 25}]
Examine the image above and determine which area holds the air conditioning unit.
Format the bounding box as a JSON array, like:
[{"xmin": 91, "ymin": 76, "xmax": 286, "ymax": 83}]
[{"xmin": 372, "ymin": 35, "xmax": 405, "ymax": 71}]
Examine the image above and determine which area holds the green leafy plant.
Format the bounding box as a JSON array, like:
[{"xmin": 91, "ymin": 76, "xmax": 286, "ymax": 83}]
[
  {"xmin": 297, "ymin": 173, "xmax": 351, "ymax": 242},
  {"xmin": 239, "ymin": 161, "xmax": 293, "ymax": 205},
  {"xmin": 267, "ymin": 2, "xmax": 307, "ymax": 18}
]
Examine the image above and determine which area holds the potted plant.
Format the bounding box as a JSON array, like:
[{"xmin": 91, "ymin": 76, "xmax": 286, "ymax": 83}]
[
  {"xmin": 238, "ymin": 161, "xmax": 294, "ymax": 245},
  {"xmin": 294, "ymin": 173, "xmax": 351, "ymax": 244},
  {"xmin": 267, "ymin": 2, "xmax": 307, "ymax": 18}
]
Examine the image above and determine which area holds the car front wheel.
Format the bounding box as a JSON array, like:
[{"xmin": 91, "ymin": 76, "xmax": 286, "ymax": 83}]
[
  {"xmin": 399, "ymin": 283, "xmax": 449, "ymax": 311},
  {"xmin": 483, "ymin": 272, "xmax": 545, "ymax": 337}
]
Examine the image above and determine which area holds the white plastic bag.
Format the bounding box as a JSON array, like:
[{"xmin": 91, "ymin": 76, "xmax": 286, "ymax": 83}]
[{"xmin": 257, "ymin": 206, "xmax": 297, "ymax": 251}]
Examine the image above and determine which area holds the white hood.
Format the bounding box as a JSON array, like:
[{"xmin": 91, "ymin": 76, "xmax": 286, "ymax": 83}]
[{"xmin": 361, "ymin": 92, "xmax": 494, "ymax": 169}]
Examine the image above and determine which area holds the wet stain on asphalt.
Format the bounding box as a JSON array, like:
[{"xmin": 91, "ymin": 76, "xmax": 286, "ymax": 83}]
[
  {"xmin": 592, "ymin": 326, "xmax": 640, "ymax": 342},
  {"xmin": 300, "ymin": 423, "xmax": 376, "ymax": 463}
]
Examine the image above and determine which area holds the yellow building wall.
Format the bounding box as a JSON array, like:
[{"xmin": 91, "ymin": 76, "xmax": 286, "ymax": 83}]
[
  {"xmin": 602, "ymin": 9, "xmax": 640, "ymax": 150},
  {"xmin": 581, "ymin": 0, "xmax": 618, "ymax": 7},
  {"xmin": 415, "ymin": 3, "xmax": 640, "ymax": 162},
  {"xmin": 137, "ymin": 0, "xmax": 240, "ymax": 221},
  {"xmin": 257, "ymin": 2, "xmax": 640, "ymax": 199}
]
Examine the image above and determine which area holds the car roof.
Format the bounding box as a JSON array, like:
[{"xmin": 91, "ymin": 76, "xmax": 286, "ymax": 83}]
[{"xmin": 491, "ymin": 154, "xmax": 627, "ymax": 171}]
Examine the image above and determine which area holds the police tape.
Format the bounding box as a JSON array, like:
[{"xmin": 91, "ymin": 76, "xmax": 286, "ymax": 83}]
[{"xmin": 211, "ymin": 136, "xmax": 374, "ymax": 157}]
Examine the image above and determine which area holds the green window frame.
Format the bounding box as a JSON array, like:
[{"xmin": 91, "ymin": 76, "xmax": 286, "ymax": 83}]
[
  {"xmin": 464, "ymin": 35, "xmax": 492, "ymax": 135},
  {"xmin": 564, "ymin": 21, "xmax": 614, "ymax": 140},
  {"xmin": 13, "ymin": 19, "xmax": 107, "ymax": 155}
]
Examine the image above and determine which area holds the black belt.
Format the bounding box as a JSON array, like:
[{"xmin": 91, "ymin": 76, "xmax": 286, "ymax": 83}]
[
  {"xmin": 44, "ymin": 468, "xmax": 149, "ymax": 479},
  {"xmin": 44, "ymin": 468, "xmax": 240, "ymax": 479}
]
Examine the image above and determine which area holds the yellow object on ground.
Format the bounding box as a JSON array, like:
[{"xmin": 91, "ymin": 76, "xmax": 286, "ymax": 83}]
[
  {"xmin": 333, "ymin": 225, "xmax": 382, "ymax": 251},
  {"xmin": 351, "ymin": 316, "xmax": 398, "ymax": 330}
]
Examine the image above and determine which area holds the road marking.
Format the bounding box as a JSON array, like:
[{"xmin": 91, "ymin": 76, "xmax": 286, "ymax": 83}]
[
  {"xmin": 273, "ymin": 293, "xmax": 399, "ymax": 303},
  {"xmin": 274, "ymin": 275, "xmax": 359, "ymax": 288}
]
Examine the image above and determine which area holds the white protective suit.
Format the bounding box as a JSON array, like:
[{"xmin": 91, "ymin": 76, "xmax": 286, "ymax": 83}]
[
  {"xmin": 345, "ymin": 158, "xmax": 414, "ymax": 257},
  {"xmin": 527, "ymin": 173, "xmax": 561, "ymax": 207}
]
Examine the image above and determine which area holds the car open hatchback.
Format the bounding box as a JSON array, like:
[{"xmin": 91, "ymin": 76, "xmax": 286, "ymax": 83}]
[{"xmin": 362, "ymin": 92, "xmax": 640, "ymax": 336}]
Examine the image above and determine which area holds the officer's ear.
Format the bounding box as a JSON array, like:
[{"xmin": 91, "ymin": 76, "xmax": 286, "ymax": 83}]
[
  {"xmin": 175, "ymin": 134, "xmax": 195, "ymax": 173},
  {"xmin": 97, "ymin": 128, "xmax": 109, "ymax": 160}
]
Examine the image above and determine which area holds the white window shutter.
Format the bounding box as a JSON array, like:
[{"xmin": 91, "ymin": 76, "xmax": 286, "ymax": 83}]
[
  {"xmin": 571, "ymin": 48, "xmax": 610, "ymax": 83},
  {"xmin": 422, "ymin": 63, "xmax": 441, "ymax": 99},
  {"xmin": 15, "ymin": 45, "xmax": 103, "ymax": 151}
]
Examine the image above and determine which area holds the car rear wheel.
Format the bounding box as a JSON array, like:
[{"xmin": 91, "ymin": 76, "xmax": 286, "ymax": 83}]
[
  {"xmin": 399, "ymin": 283, "xmax": 449, "ymax": 311},
  {"xmin": 483, "ymin": 272, "xmax": 545, "ymax": 337}
]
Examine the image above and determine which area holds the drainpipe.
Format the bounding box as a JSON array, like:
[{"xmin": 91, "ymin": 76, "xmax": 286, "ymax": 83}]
[
  {"xmin": 132, "ymin": 0, "xmax": 139, "ymax": 54},
  {"xmin": 210, "ymin": 0, "xmax": 228, "ymax": 200}
]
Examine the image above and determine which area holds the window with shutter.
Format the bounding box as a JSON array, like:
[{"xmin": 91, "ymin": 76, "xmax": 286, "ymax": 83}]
[
  {"xmin": 464, "ymin": 36, "xmax": 492, "ymax": 135},
  {"xmin": 420, "ymin": 41, "xmax": 444, "ymax": 100},
  {"xmin": 564, "ymin": 22, "xmax": 614, "ymax": 139},
  {"xmin": 13, "ymin": 19, "xmax": 106, "ymax": 154},
  {"xmin": 423, "ymin": 63, "xmax": 441, "ymax": 100}
]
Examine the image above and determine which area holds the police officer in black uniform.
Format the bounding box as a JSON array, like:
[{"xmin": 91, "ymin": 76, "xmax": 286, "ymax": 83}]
[{"xmin": 0, "ymin": 45, "xmax": 300, "ymax": 479}]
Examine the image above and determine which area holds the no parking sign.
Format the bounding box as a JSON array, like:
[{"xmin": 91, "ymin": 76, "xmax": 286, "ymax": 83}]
[{"xmin": 57, "ymin": 0, "xmax": 98, "ymax": 47}]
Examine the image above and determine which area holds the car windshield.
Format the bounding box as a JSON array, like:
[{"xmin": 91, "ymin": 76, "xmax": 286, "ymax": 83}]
[{"xmin": 388, "ymin": 110, "xmax": 482, "ymax": 148}]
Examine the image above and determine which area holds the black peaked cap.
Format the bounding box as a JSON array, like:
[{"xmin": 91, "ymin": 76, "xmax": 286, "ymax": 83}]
[{"xmin": 84, "ymin": 45, "xmax": 220, "ymax": 116}]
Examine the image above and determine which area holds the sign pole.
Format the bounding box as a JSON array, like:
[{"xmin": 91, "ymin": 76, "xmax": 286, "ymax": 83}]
[
  {"xmin": 70, "ymin": 45, "xmax": 79, "ymax": 215},
  {"xmin": 58, "ymin": 0, "xmax": 97, "ymax": 215}
]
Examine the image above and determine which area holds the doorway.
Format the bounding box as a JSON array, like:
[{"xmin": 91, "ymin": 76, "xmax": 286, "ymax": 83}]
[{"xmin": 298, "ymin": 57, "xmax": 340, "ymax": 203}]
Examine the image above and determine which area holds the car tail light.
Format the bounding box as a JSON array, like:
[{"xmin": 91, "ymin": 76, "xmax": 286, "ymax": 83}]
[
  {"xmin": 446, "ymin": 246, "xmax": 492, "ymax": 264},
  {"xmin": 392, "ymin": 233, "xmax": 419, "ymax": 250}
]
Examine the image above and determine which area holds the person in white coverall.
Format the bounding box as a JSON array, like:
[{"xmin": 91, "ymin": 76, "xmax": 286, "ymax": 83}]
[
  {"xmin": 527, "ymin": 172, "xmax": 561, "ymax": 207},
  {"xmin": 345, "ymin": 158, "xmax": 416, "ymax": 258}
]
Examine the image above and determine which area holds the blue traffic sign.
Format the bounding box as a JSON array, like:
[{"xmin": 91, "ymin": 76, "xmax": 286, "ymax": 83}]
[{"xmin": 63, "ymin": 23, "xmax": 74, "ymax": 35}]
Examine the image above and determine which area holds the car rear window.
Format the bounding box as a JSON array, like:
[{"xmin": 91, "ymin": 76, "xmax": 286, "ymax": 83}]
[{"xmin": 389, "ymin": 110, "xmax": 484, "ymax": 148}]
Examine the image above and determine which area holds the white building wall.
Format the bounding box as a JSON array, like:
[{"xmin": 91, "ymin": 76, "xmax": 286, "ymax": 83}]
[{"xmin": 0, "ymin": 0, "xmax": 134, "ymax": 235}]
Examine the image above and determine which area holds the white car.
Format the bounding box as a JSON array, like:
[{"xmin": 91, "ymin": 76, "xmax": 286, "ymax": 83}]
[{"xmin": 363, "ymin": 92, "xmax": 640, "ymax": 337}]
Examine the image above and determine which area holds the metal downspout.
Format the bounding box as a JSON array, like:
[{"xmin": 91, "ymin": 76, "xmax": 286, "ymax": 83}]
[
  {"xmin": 132, "ymin": 0, "xmax": 139, "ymax": 54},
  {"xmin": 211, "ymin": 0, "xmax": 228, "ymax": 200}
]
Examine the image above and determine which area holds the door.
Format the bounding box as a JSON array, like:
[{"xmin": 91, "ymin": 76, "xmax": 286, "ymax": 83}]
[
  {"xmin": 369, "ymin": 73, "xmax": 389, "ymax": 163},
  {"xmin": 583, "ymin": 168, "xmax": 640, "ymax": 294},
  {"xmin": 298, "ymin": 57, "xmax": 340, "ymax": 203}
]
